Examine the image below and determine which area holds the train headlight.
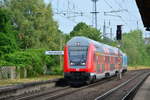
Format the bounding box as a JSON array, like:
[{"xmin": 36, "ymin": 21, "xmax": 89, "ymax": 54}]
[
  {"xmin": 81, "ymin": 62, "xmax": 86, "ymax": 65},
  {"xmin": 70, "ymin": 62, "xmax": 74, "ymax": 65}
]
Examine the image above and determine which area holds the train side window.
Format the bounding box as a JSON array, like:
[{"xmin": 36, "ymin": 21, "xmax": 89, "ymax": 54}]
[
  {"xmin": 110, "ymin": 56, "xmax": 112, "ymax": 64},
  {"xmin": 102, "ymin": 56, "xmax": 104, "ymax": 63},
  {"xmin": 93, "ymin": 53, "xmax": 96, "ymax": 63},
  {"xmin": 112, "ymin": 57, "xmax": 114, "ymax": 64},
  {"xmin": 100, "ymin": 55, "xmax": 102, "ymax": 63},
  {"xmin": 95, "ymin": 55, "xmax": 100, "ymax": 73},
  {"xmin": 115, "ymin": 57, "xmax": 118, "ymax": 64},
  {"xmin": 102, "ymin": 64, "xmax": 105, "ymax": 72},
  {"xmin": 108, "ymin": 56, "xmax": 110, "ymax": 63},
  {"xmin": 98, "ymin": 56, "xmax": 101, "ymax": 64},
  {"xmin": 96, "ymin": 55, "xmax": 98, "ymax": 64},
  {"xmin": 105, "ymin": 56, "xmax": 108, "ymax": 63}
]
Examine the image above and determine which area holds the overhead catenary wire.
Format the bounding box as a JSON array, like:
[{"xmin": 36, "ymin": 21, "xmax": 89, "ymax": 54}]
[
  {"xmin": 49, "ymin": 0, "xmax": 144, "ymax": 34},
  {"xmin": 103, "ymin": 0, "xmax": 128, "ymax": 26}
]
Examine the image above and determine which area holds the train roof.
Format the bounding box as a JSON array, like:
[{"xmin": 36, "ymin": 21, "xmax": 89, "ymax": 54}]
[
  {"xmin": 67, "ymin": 36, "xmax": 125, "ymax": 55},
  {"xmin": 122, "ymin": 53, "xmax": 127, "ymax": 56}
]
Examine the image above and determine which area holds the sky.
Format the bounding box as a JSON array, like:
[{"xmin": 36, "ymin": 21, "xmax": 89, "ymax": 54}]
[{"xmin": 44, "ymin": 0, "xmax": 149, "ymax": 38}]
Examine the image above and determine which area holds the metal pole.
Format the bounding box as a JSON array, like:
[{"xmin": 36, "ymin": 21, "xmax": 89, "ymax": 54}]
[
  {"xmin": 117, "ymin": 42, "xmax": 122, "ymax": 80},
  {"xmin": 91, "ymin": 0, "xmax": 99, "ymax": 29},
  {"xmin": 110, "ymin": 27, "xmax": 112, "ymax": 40},
  {"xmin": 94, "ymin": 0, "xmax": 97, "ymax": 29},
  {"xmin": 59, "ymin": 34, "xmax": 63, "ymax": 70},
  {"xmin": 103, "ymin": 20, "xmax": 106, "ymax": 38},
  {"xmin": 137, "ymin": 21, "xmax": 139, "ymax": 29}
]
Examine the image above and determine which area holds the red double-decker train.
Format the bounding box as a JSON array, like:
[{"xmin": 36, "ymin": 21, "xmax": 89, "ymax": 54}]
[{"xmin": 64, "ymin": 36, "xmax": 127, "ymax": 85}]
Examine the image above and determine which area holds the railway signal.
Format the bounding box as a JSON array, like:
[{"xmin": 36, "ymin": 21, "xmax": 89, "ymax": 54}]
[
  {"xmin": 116, "ymin": 25, "xmax": 122, "ymax": 40},
  {"xmin": 116, "ymin": 25, "xmax": 122, "ymax": 79}
]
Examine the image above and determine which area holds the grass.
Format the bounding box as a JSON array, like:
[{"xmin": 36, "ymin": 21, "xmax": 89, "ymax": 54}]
[
  {"xmin": 0, "ymin": 75, "xmax": 63, "ymax": 86},
  {"xmin": 128, "ymin": 66, "xmax": 150, "ymax": 70},
  {"xmin": 0, "ymin": 66, "xmax": 150, "ymax": 86}
]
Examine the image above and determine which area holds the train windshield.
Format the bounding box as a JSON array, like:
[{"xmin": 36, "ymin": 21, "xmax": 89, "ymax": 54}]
[{"xmin": 69, "ymin": 46, "xmax": 88, "ymax": 68}]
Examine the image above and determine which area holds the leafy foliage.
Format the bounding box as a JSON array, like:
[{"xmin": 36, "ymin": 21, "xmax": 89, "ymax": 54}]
[
  {"xmin": 1, "ymin": 49, "xmax": 61, "ymax": 76},
  {"xmin": 8, "ymin": 0, "xmax": 60, "ymax": 49},
  {"xmin": 0, "ymin": 8, "xmax": 18, "ymax": 56},
  {"xmin": 0, "ymin": 0, "xmax": 150, "ymax": 78},
  {"xmin": 121, "ymin": 30, "xmax": 150, "ymax": 66},
  {"xmin": 70, "ymin": 22, "xmax": 102, "ymax": 41},
  {"xmin": 0, "ymin": 0, "xmax": 64, "ymax": 76}
]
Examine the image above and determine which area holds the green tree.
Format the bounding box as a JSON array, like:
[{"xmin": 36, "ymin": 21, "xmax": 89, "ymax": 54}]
[
  {"xmin": 0, "ymin": 8, "xmax": 18, "ymax": 56},
  {"xmin": 8, "ymin": 0, "xmax": 60, "ymax": 50},
  {"xmin": 70, "ymin": 22, "xmax": 102, "ymax": 41},
  {"xmin": 121, "ymin": 30, "xmax": 149, "ymax": 65},
  {"xmin": 0, "ymin": 0, "xmax": 64, "ymax": 76}
]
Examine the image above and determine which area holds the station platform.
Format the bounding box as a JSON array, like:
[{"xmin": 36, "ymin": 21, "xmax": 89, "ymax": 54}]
[{"xmin": 133, "ymin": 76, "xmax": 150, "ymax": 100}]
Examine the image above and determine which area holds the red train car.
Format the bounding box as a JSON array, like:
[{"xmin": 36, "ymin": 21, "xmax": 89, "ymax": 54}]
[{"xmin": 64, "ymin": 36, "xmax": 126, "ymax": 84}]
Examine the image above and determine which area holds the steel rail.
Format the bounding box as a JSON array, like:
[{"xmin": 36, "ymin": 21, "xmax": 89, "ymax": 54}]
[
  {"xmin": 28, "ymin": 77, "xmax": 116, "ymax": 100},
  {"xmin": 44, "ymin": 71, "xmax": 138, "ymax": 100},
  {"xmin": 17, "ymin": 71, "xmax": 138, "ymax": 100},
  {"xmin": 94, "ymin": 71, "xmax": 148, "ymax": 100},
  {"xmin": 17, "ymin": 86, "xmax": 70, "ymax": 100},
  {"xmin": 122, "ymin": 73, "xmax": 150, "ymax": 100},
  {"xmin": 45, "ymin": 78, "xmax": 114, "ymax": 100},
  {"xmin": 0, "ymin": 78, "xmax": 61, "ymax": 100}
]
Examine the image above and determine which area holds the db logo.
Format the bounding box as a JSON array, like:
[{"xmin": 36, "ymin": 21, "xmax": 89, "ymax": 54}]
[{"xmin": 76, "ymin": 68, "xmax": 80, "ymax": 71}]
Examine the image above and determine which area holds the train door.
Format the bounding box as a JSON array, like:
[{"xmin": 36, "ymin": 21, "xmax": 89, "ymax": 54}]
[
  {"xmin": 108, "ymin": 56, "xmax": 110, "ymax": 71},
  {"xmin": 99, "ymin": 55, "xmax": 104, "ymax": 73},
  {"xmin": 96, "ymin": 55, "xmax": 100, "ymax": 73},
  {"xmin": 101, "ymin": 56, "xmax": 105, "ymax": 73},
  {"xmin": 119, "ymin": 56, "xmax": 122, "ymax": 69},
  {"xmin": 105, "ymin": 56, "xmax": 109, "ymax": 71},
  {"xmin": 115, "ymin": 57, "xmax": 118, "ymax": 69},
  {"xmin": 95, "ymin": 53, "xmax": 105, "ymax": 73},
  {"xmin": 115, "ymin": 56, "xmax": 121, "ymax": 70},
  {"xmin": 110, "ymin": 56, "xmax": 115, "ymax": 71}
]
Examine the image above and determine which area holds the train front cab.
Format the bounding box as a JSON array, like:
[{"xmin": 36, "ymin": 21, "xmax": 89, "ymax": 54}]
[{"xmin": 64, "ymin": 43, "xmax": 96, "ymax": 84}]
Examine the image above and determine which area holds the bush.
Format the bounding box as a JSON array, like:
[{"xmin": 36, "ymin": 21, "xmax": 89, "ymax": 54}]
[
  {"xmin": 46, "ymin": 65, "xmax": 63, "ymax": 75},
  {"xmin": 1, "ymin": 49, "xmax": 63, "ymax": 77},
  {"xmin": 0, "ymin": 60, "xmax": 14, "ymax": 66},
  {"xmin": 2, "ymin": 49, "xmax": 46, "ymax": 77}
]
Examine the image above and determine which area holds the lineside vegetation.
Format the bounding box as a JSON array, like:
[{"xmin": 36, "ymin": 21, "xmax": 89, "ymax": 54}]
[{"xmin": 0, "ymin": 0, "xmax": 149, "ymax": 77}]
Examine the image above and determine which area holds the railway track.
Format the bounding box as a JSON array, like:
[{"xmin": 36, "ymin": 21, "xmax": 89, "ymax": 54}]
[
  {"xmin": 94, "ymin": 70, "xmax": 150, "ymax": 100},
  {"xmin": 0, "ymin": 78, "xmax": 60, "ymax": 100},
  {"xmin": 53, "ymin": 70, "xmax": 141, "ymax": 100},
  {"xmin": 0, "ymin": 70, "xmax": 146, "ymax": 100},
  {"xmin": 9, "ymin": 70, "xmax": 139, "ymax": 100},
  {"xmin": 17, "ymin": 77, "xmax": 116, "ymax": 100},
  {"xmin": 16, "ymin": 86, "xmax": 70, "ymax": 100}
]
